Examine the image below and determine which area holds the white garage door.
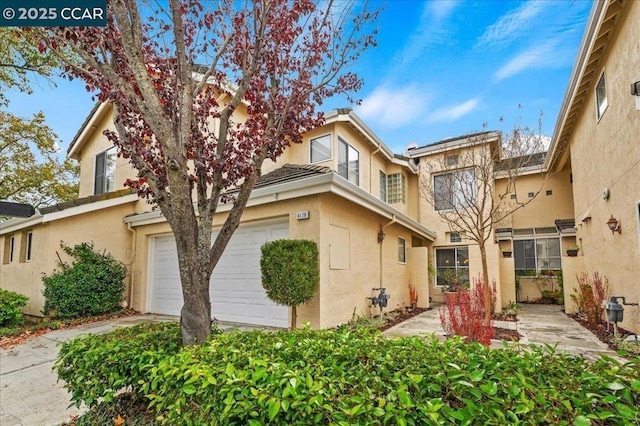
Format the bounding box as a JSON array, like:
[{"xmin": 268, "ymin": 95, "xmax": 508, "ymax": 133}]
[{"xmin": 150, "ymin": 220, "xmax": 289, "ymax": 327}]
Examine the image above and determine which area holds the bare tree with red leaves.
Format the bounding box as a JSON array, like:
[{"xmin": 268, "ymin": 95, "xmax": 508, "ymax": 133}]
[{"xmin": 35, "ymin": 0, "xmax": 377, "ymax": 345}]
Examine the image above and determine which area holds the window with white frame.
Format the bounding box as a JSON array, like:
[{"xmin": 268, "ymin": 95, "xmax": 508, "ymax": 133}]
[
  {"xmin": 433, "ymin": 169, "xmax": 476, "ymax": 211},
  {"xmin": 3, "ymin": 234, "xmax": 16, "ymax": 264},
  {"xmin": 338, "ymin": 138, "xmax": 359, "ymax": 185},
  {"xmin": 310, "ymin": 134, "xmax": 331, "ymax": 163},
  {"xmin": 450, "ymin": 232, "xmax": 461, "ymax": 243},
  {"xmin": 94, "ymin": 147, "xmax": 117, "ymax": 195},
  {"xmin": 379, "ymin": 171, "xmax": 387, "ymax": 202},
  {"xmin": 20, "ymin": 231, "xmax": 32, "ymax": 262},
  {"xmin": 595, "ymin": 71, "xmax": 608, "ymax": 119},
  {"xmin": 387, "ymin": 173, "xmax": 405, "ymax": 204},
  {"xmin": 25, "ymin": 231, "xmax": 32, "ymax": 262},
  {"xmin": 435, "ymin": 247, "xmax": 469, "ymax": 287},
  {"xmin": 513, "ymin": 238, "xmax": 561, "ymax": 275},
  {"xmin": 398, "ymin": 237, "xmax": 406, "ymax": 263}
]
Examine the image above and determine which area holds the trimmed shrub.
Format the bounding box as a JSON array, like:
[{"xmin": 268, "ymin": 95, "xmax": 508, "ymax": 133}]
[
  {"xmin": 42, "ymin": 242, "xmax": 127, "ymax": 318},
  {"xmin": 54, "ymin": 322, "xmax": 184, "ymax": 408},
  {"xmin": 0, "ymin": 289, "xmax": 28, "ymax": 326},
  {"xmin": 260, "ymin": 239, "xmax": 319, "ymax": 329},
  {"xmin": 141, "ymin": 327, "xmax": 640, "ymax": 425}
]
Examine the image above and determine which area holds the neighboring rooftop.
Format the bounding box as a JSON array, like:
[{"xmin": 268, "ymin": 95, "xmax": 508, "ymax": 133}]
[
  {"xmin": 408, "ymin": 131, "xmax": 501, "ymax": 158},
  {"xmin": 254, "ymin": 164, "xmax": 331, "ymax": 190},
  {"xmin": 39, "ymin": 188, "xmax": 135, "ymax": 214},
  {"xmin": 495, "ymin": 152, "xmax": 547, "ymax": 171}
]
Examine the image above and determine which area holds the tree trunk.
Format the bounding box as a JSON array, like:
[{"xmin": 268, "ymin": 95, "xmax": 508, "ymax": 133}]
[
  {"xmin": 478, "ymin": 242, "xmax": 492, "ymax": 326},
  {"xmin": 174, "ymin": 229, "xmax": 211, "ymax": 346},
  {"xmin": 291, "ymin": 305, "xmax": 297, "ymax": 331}
]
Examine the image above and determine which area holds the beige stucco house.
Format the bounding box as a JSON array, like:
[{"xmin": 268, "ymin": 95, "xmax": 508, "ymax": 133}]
[
  {"xmin": 1, "ymin": 0, "xmax": 638, "ymax": 333},
  {"xmin": 1, "ymin": 105, "xmax": 435, "ymax": 329},
  {"xmin": 546, "ymin": 0, "xmax": 640, "ymax": 334}
]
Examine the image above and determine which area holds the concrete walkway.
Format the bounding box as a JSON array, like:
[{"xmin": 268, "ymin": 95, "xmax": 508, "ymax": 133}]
[
  {"xmin": 0, "ymin": 314, "xmax": 175, "ymax": 426},
  {"xmin": 385, "ymin": 303, "xmax": 619, "ymax": 361}
]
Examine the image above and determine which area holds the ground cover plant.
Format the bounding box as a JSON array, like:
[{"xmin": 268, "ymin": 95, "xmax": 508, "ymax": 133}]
[
  {"xmin": 42, "ymin": 242, "xmax": 127, "ymax": 318},
  {"xmin": 60, "ymin": 324, "xmax": 640, "ymax": 425}
]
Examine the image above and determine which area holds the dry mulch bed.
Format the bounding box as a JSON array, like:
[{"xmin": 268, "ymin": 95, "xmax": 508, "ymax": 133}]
[
  {"xmin": 493, "ymin": 327, "xmax": 521, "ymax": 341},
  {"xmin": 567, "ymin": 313, "xmax": 634, "ymax": 350},
  {"xmin": 0, "ymin": 309, "xmax": 138, "ymax": 350},
  {"xmin": 377, "ymin": 307, "xmax": 429, "ymax": 331}
]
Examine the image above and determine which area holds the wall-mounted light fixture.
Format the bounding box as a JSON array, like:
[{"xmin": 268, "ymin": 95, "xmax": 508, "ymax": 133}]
[
  {"xmin": 631, "ymin": 81, "xmax": 640, "ymax": 96},
  {"xmin": 606, "ymin": 215, "xmax": 621, "ymax": 234}
]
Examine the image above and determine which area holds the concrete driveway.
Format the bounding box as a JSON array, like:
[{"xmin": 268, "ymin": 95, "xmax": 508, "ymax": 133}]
[
  {"xmin": 0, "ymin": 314, "xmax": 174, "ymax": 426},
  {"xmin": 385, "ymin": 303, "xmax": 620, "ymax": 361}
]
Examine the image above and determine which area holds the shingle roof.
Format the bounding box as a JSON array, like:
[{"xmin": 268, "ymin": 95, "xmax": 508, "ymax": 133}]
[
  {"xmin": 495, "ymin": 152, "xmax": 547, "ymax": 171},
  {"xmin": 411, "ymin": 131, "xmax": 496, "ymax": 151},
  {"xmin": 38, "ymin": 188, "xmax": 135, "ymax": 214},
  {"xmin": 254, "ymin": 164, "xmax": 331, "ymax": 189}
]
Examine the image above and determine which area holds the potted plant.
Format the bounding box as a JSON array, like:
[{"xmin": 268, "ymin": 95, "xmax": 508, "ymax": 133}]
[{"xmin": 566, "ymin": 246, "xmax": 579, "ymax": 257}]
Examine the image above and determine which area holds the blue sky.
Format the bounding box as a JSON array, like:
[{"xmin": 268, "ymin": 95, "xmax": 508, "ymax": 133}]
[{"xmin": 6, "ymin": 0, "xmax": 592, "ymax": 156}]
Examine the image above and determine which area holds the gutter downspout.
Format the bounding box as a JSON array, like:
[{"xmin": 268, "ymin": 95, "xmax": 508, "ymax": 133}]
[
  {"xmin": 379, "ymin": 215, "xmax": 397, "ymax": 287},
  {"xmin": 126, "ymin": 222, "xmax": 136, "ymax": 309}
]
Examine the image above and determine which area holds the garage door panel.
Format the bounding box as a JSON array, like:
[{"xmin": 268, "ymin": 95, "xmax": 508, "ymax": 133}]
[{"xmin": 151, "ymin": 221, "xmax": 289, "ymax": 327}]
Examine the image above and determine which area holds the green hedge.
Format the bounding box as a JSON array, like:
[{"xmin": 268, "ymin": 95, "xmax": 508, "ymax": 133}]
[
  {"xmin": 140, "ymin": 328, "xmax": 640, "ymax": 425},
  {"xmin": 57, "ymin": 324, "xmax": 640, "ymax": 424},
  {"xmin": 43, "ymin": 242, "xmax": 126, "ymax": 318},
  {"xmin": 54, "ymin": 322, "xmax": 184, "ymax": 408},
  {"xmin": 0, "ymin": 289, "xmax": 28, "ymax": 326}
]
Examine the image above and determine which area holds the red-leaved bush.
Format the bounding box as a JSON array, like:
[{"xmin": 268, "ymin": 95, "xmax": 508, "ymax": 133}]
[
  {"xmin": 571, "ymin": 272, "xmax": 609, "ymax": 325},
  {"xmin": 439, "ymin": 280, "xmax": 494, "ymax": 346}
]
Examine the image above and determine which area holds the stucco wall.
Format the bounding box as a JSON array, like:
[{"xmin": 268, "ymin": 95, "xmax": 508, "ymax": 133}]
[
  {"xmin": 0, "ymin": 202, "xmax": 136, "ymax": 316},
  {"xmin": 77, "ymin": 106, "xmax": 135, "ymax": 198},
  {"xmin": 495, "ymin": 165, "xmax": 575, "ymax": 229},
  {"xmin": 317, "ymin": 193, "xmax": 423, "ymax": 327},
  {"xmin": 566, "ymin": 0, "xmax": 640, "ymax": 334}
]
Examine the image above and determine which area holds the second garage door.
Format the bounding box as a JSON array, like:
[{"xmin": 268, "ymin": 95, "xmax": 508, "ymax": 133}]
[{"xmin": 150, "ymin": 220, "xmax": 289, "ymax": 327}]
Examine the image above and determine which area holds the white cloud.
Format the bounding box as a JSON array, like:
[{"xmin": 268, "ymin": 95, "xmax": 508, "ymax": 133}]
[
  {"xmin": 356, "ymin": 85, "xmax": 431, "ymax": 129},
  {"xmin": 394, "ymin": 0, "xmax": 460, "ymax": 68},
  {"xmin": 477, "ymin": 1, "xmax": 547, "ymax": 48},
  {"xmin": 428, "ymin": 0, "xmax": 459, "ymax": 21},
  {"xmin": 494, "ymin": 42, "xmax": 556, "ymax": 81},
  {"xmin": 428, "ymin": 98, "xmax": 481, "ymax": 123}
]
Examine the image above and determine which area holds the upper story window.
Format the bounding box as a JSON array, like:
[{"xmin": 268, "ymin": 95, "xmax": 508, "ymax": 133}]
[
  {"xmin": 310, "ymin": 134, "xmax": 331, "ymax": 163},
  {"xmin": 3, "ymin": 234, "xmax": 15, "ymax": 264},
  {"xmin": 94, "ymin": 147, "xmax": 117, "ymax": 195},
  {"xmin": 387, "ymin": 173, "xmax": 406, "ymax": 204},
  {"xmin": 338, "ymin": 138, "xmax": 359, "ymax": 185},
  {"xmin": 450, "ymin": 232, "xmax": 461, "ymax": 243},
  {"xmin": 446, "ymin": 155, "xmax": 459, "ymax": 167},
  {"xmin": 595, "ymin": 71, "xmax": 608, "ymax": 119},
  {"xmin": 379, "ymin": 171, "xmax": 387, "ymax": 202},
  {"xmin": 513, "ymin": 238, "xmax": 561, "ymax": 275},
  {"xmin": 20, "ymin": 231, "xmax": 32, "ymax": 262},
  {"xmin": 434, "ymin": 169, "xmax": 475, "ymax": 211}
]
